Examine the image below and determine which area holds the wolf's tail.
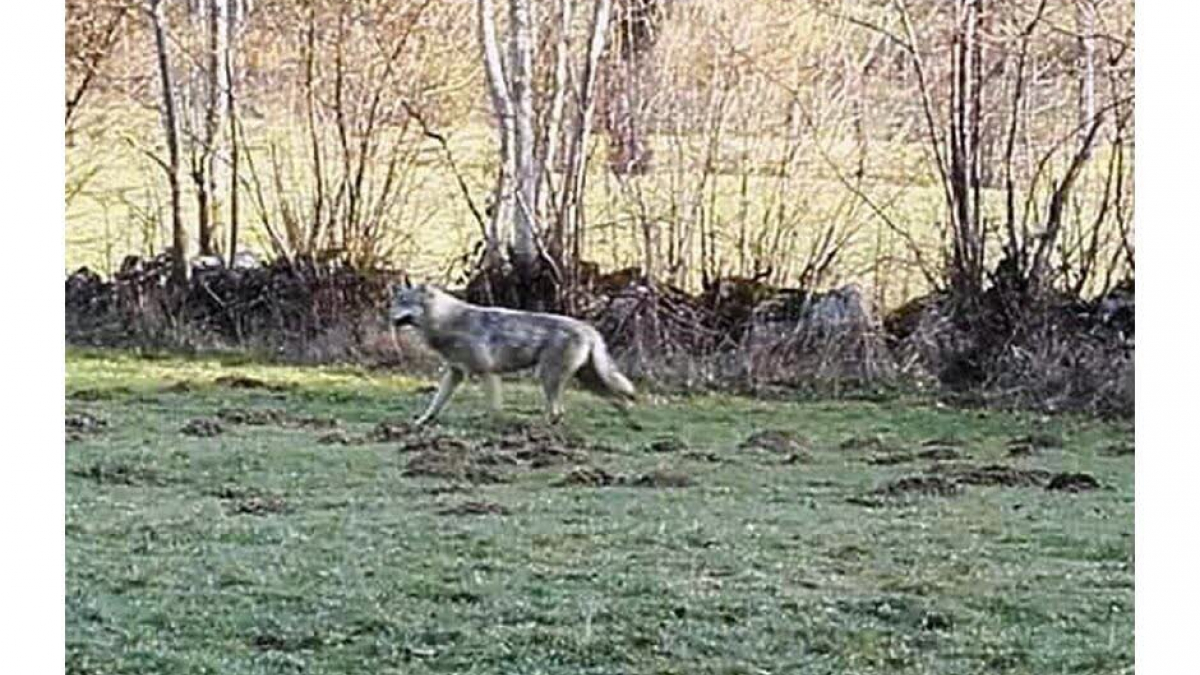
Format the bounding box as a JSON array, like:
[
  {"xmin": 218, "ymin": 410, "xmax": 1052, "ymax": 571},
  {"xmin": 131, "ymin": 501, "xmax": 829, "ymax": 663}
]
[{"xmin": 578, "ymin": 330, "xmax": 637, "ymax": 401}]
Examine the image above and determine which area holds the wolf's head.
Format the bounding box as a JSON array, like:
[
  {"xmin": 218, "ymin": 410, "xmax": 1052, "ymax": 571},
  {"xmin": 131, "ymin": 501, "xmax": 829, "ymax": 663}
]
[{"xmin": 389, "ymin": 281, "xmax": 431, "ymax": 328}]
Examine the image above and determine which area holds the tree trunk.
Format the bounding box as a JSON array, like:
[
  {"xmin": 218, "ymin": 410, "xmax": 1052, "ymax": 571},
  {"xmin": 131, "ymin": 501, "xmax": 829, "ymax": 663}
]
[
  {"xmin": 200, "ymin": 0, "xmax": 230, "ymax": 256},
  {"xmin": 560, "ymin": 0, "xmax": 614, "ymax": 270},
  {"xmin": 226, "ymin": 0, "xmax": 243, "ymax": 264},
  {"xmin": 605, "ymin": 0, "xmax": 658, "ymax": 174},
  {"xmin": 508, "ymin": 0, "xmax": 538, "ymax": 273},
  {"xmin": 149, "ymin": 0, "xmax": 188, "ymax": 286},
  {"xmin": 477, "ymin": 0, "xmax": 515, "ymax": 266},
  {"xmin": 539, "ymin": 0, "xmax": 572, "ymax": 231},
  {"xmin": 1076, "ymin": 0, "xmax": 1097, "ymax": 159}
]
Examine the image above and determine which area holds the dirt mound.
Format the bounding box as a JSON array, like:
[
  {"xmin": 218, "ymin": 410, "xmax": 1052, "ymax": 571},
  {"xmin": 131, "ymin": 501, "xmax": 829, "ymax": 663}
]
[
  {"xmin": 316, "ymin": 430, "xmax": 359, "ymax": 445},
  {"xmin": 917, "ymin": 447, "xmax": 965, "ymax": 461},
  {"xmin": 66, "ymin": 412, "xmax": 108, "ymax": 441},
  {"xmin": 645, "ymin": 436, "xmax": 690, "ymax": 453},
  {"xmin": 398, "ymin": 434, "xmax": 473, "ymax": 454},
  {"xmin": 476, "ymin": 422, "xmax": 592, "ymax": 468},
  {"xmin": 225, "ymin": 495, "xmax": 289, "ymax": 516},
  {"xmin": 402, "ymin": 448, "xmax": 509, "ymax": 484},
  {"xmin": 511, "ymin": 443, "xmax": 582, "ymax": 468},
  {"xmin": 68, "ymin": 387, "xmax": 132, "ymax": 401},
  {"xmin": 628, "ymin": 469, "xmax": 694, "ymax": 488},
  {"xmin": 739, "ymin": 429, "xmax": 809, "ymax": 454},
  {"xmin": 181, "ymin": 418, "xmax": 224, "ymax": 437},
  {"xmin": 70, "ymin": 460, "xmax": 168, "ymax": 486},
  {"xmin": 367, "ymin": 421, "xmax": 415, "ymax": 442},
  {"xmin": 214, "ymin": 375, "xmax": 292, "ymax": 391},
  {"xmin": 1010, "ymin": 431, "xmax": 1065, "ymax": 449},
  {"xmin": 876, "ymin": 475, "xmax": 963, "ymax": 498},
  {"xmin": 944, "ymin": 463, "xmax": 1052, "ymax": 488},
  {"xmin": 553, "ymin": 465, "xmax": 693, "ymax": 488},
  {"xmin": 1006, "ymin": 443, "xmax": 1038, "ymax": 457},
  {"xmin": 487, "ymin": 420, "xmax": 591, "ymax": 450},
  {"xmin": 218, "ymin": 407, "xmax": 285, "ymax": 426},
  {"xmin": 1046, "ymin": 472, "xmax": 1102, "ymax": 492},
  {"xmin": 838, "ymin": 434, "xmax": 901, "ymax": 453},
  {"xmin": 218, "ymin": 407, "xmax": 338, "ymax": 429},
  {"xmin": 437, "ymin": 501, "xmax": 510, "ymax": 516},
  {"xmin": 866, "ymin": 452, "xmax": 916, "ymax": 466},
  {"xmin": 555, "ymin": 466, "xmax": 620, "ymax": 487},
  {"xmin": 684, "ymin": 450, "xmax": 727, "ymax": 463},
  {"xmin": 1100, "ymin": 442, "xmax": 1134, "ymax": 457},
  {"xmin": 160, "ymin": 381, "xmax": 197, "ymax": 394}
]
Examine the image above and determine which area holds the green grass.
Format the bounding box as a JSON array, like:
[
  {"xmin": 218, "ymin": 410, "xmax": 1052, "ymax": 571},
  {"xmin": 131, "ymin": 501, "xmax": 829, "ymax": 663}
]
[{"xmin": 66, "ymin": 348, "xmax": 1132, "ymax": 674}]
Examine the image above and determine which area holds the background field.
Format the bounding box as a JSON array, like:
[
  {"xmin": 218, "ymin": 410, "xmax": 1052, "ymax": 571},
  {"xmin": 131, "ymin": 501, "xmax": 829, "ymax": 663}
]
[{"xmin": 66, "ymin": 349, "xmax": 1133, "ymax": 674}]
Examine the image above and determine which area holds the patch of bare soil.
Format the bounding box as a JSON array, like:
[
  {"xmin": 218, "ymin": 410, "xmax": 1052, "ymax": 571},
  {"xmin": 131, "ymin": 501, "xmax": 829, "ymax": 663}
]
[
  {"xmin": 397, "ymin": 434, "xmax": 473, "ymax": 454},
  {"xmin": 1009, "ymin": 431, "xmax": 1065, "ymax": 449},
  {"xmin": 437, "ymin": 501, "xmax": 510, "ymax": 516},
  {"xmin": 218, "ymin": 407, "xmax": 286, "ymax": 426},
  {"xmin": 225, "ymin": 494, "xmax": 289, "ymax": 516},
  {"xmin": 875, "ymin": 475, "xmax": 964, "ymax": 498},
  {"xmin": 1006, "ymin": 443, "xmax": 1039, "ymax": 458},
  {"xmin": 1100, "ymin": 441, "xmax": 1134, "ymax": 457},
  {"xmin": 366, "ymin": 421, "xmax": 414, "ymax": 442},
  {"xmin": 866, "ymin": 452, "xmax": 916, "ymax": 466},
  {"xmin": 740, "ymin": 429, "xmax": 809, "ymax": 454},
  {"xmin": 70, "ymin": 460, "xmax": 167, "ymax": 486},
  {"xmin": 921, "ymin": 435, "xmax": 965, "ymax": 448},
  {"xmin": 627, "ymin": 469, "xmax": 694, "ymax": 488},
  {"xmin": 214, "ymin": 375, "xmax": 293, "ymax": 392},
  {"xmin": 68, "ymin": 387, "xmax": 133, "ymax": 401},
  {"xmin": 160, "ymin": 381, "xmax": 197, "ymax": 394},
  {"xmin": 317, "ymin": 430, "xmax": 359, "ymax": 445},
  {"xmin": 66, "ymin": 412, "xmax": 108, "ymax": 442},
  {"xmin": 917, "ymin": 447, "xmax": 965, "ymax": 461},
  {"xmin": 684, "ymin": 450, "xmax": 727, "ymax": 463},
  {"xmin": 943, "ymin": 463, "xmax": 1053, "ymax": 488},
  {"xmin": 181, "ymin": 418, "xmax": 224, "ymax": 437},
  {"xmin": 645, "ymin": 436, "xmax": 690, "ymax": 453},
  {"xmin": 553, "ymin": 465, "xmax": 694, "ymax": 488},
  {"xmin": 554, "ymin": 466, "xmax": 620, "ymax": 487},
  {"xmin": 838, "ymin": 434, "xmax": 901, "ymax": 453},
  {"xmin": 217, "ymin": 407, "xmax": 338, "ymax": 429},
  {"xmin": 1046, "ymin": 472, "xmax": 1102, "ymax": 492},
  {"xmin": 403, "ymin": 448, "xmax": 509, "ymax": 484}
]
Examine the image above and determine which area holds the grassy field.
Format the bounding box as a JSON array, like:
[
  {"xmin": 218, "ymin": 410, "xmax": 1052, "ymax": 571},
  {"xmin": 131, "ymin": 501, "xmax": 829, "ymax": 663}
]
[{"xmin": 65, "ymin": 348, "xmax": 1133, "ymax": 674}]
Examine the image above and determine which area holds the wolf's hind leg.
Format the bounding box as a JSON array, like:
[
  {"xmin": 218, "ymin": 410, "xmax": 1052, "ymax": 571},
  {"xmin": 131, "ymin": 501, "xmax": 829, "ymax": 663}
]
[
  {"xmin": 539, "ymin": 343, "xmax": 589, "ymax": 423},
  {"xmin": 482, "ymin": 374, "xmax": 503, "ymax": 413},
  {"xmin": 414, "ymin": 367, "xmax": 465, "ymax": 426}
]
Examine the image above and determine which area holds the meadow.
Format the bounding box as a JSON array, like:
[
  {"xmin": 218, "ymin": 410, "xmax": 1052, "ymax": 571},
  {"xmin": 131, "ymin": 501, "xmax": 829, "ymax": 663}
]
[{"xmin": 66, "ymin": 348, "xmax": 1133, "ymax": 674}]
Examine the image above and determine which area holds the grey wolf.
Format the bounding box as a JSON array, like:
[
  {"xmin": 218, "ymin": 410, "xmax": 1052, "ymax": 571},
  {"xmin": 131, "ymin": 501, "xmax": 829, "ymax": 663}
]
[{"xmin": 390, "ymin": 283, "xmax": 636, "ymax": 426}]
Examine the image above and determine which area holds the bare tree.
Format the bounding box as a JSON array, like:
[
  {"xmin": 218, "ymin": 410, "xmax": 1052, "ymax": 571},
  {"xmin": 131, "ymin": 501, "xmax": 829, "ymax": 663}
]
[
  {"xmin": 508, "ymin": 0, "xmax": 539, "ymax": 275},
  {"xmin": 65, "ymin": 0, "xmax": 130, "ymax": 138},
  {"xmin": 147, "ymin": 0, "xmax": 187, "ymax": 285},
  {"xmin": 558, "ymin": 0, "xmax": 614, "ymax": 273},
  {"xmin": 477, "ymin": 0, "xmax": 516, "ymax": 265}
]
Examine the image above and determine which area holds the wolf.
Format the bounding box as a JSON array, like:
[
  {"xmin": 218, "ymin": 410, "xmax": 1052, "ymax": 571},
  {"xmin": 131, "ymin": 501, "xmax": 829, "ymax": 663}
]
[{"xmin": 389, "ymin": 283, "xmax": 636, "ymax": 426}]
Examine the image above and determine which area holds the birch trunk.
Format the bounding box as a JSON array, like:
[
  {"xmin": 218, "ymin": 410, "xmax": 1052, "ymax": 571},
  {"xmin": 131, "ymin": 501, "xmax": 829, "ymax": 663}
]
[
  {"xmin": 560, "ymin": 0, "xmax": 613, "ymax": 266},
  {"xmin": 1076, "ymin": 0, "xmax": 1097, "ymax": 159},
  {"xmin": 200, "ymin": 0, "xmax": 229, "ymax": 255},
  {"xmin": 477, "ymin": 0, "xmax": 515, "ymax": 264},
  {"xmin": 149, "ymin": 0, "xmax": 188, "ymax": 285},
  {"xmin": 508, "ymin": 0, "xmax": 538, "ymax": 272}
]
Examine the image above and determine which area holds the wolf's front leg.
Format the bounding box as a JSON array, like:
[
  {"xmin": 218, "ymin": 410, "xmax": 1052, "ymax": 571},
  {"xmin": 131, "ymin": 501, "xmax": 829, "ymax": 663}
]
[{"xmin": 414, "ymin": 367, "xmax": 465, "ymax": 426}]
